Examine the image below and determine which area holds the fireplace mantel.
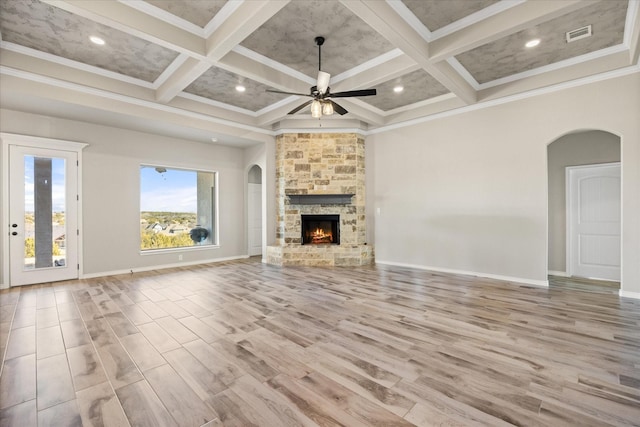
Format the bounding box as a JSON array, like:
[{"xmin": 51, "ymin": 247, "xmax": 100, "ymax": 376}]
[{"xmin": 286, "ymin": 194, "xmax": 354, "ymax": 205}]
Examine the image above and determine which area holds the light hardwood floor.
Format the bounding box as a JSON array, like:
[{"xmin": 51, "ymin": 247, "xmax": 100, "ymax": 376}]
[{"xmin": 1, "ymin": 258, "xmax": 639, "ymax": 426}]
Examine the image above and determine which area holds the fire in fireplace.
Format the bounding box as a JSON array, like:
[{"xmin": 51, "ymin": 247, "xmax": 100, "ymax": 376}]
[{"xmin": 301, "ymin": 215, "xmax": 340, "ymax": 245}]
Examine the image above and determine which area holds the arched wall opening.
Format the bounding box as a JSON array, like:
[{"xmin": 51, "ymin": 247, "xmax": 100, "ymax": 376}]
[
  {"xmin": 547, "ymin": 129, "xmax": 621, "ymax": 285},
  {"xmin": 247, "ymin": 164, "xmax": 263, "ymax": 257}
]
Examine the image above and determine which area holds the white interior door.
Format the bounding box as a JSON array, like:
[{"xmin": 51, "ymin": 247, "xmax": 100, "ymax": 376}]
[
  {"xmin": 248, "ymin": 183, "xmax": 262, "ymax": 256},
  {"xmin": 567, "ymin": 163, "xmax": 621, "ymax": 281},
  {"xmin": 9, "ymin": 145, "xmax": 79, "ymax": 286}
]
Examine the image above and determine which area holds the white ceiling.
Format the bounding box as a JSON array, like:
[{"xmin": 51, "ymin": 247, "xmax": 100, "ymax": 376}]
[{"xmin": 0, "ymin": 0, "xmax": 638, "ymax": 146}]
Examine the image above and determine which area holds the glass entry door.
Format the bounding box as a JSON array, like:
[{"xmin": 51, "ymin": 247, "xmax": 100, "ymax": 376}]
[{"xmin": 9, "ymin": 145, "xmax": 79, "ymax": 286}]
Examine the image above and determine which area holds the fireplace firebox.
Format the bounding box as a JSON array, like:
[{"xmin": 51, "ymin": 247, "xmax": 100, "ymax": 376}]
[{"xmin": 301, "ymin": 215, "xmax": 340, "ymax": 245}]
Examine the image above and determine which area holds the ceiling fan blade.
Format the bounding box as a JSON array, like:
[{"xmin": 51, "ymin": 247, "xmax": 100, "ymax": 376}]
[
  {"xmin": 266, "ymin": 89, "xmax": 311, "ymax": 97},
  {"xmin": 330, "ymin": 89, "xmax": 377, "ymax": 98},
  {"xmin": 288, "ymin": 100, "xmax": 313, "ymax": 115},
  {"xmin": 317, "ymin": 71, "xmax": 330, "ymax": 95},
  {"xmin": 330, "ymin": 100, "xmax": 348, "ymax": 115}
]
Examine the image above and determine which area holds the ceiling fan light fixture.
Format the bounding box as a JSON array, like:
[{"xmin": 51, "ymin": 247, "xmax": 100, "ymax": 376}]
[
  {"xmin": 322, "ymin": 101, "xmax": 334, "ymax": 116},
  {"xmin": 311, "ymin": 100, "xmax": 322, "ymax": 118}
]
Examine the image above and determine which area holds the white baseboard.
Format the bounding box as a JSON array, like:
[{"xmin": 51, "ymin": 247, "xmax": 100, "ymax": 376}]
[
  {"xmin": 375, "ymin": 260, "xmax": 549, "ymax": 288},
  {"xmin": 619, "ymin": 290, "xmax": 640, "ymax": 300},
  {"xmin": 81, "ymin": 255, "xmax": 249, "ymax": 279},
  {"xmin": 548, "ymin": 270, "xmax": 569, "ymax": 277},
  {"xmin": 0, "ymin": 283, "xmax": 8, "ymax": 290}
]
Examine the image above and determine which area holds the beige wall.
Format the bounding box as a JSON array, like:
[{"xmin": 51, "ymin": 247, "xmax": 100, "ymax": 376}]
[
  {"xmin": 367, "ymin": 72, "xmax": 640, "ymax": 294},
  {"xmin": 1, "ymin": 109, "xmax": 252, "ymax": 280},
  {"xmin": 547, "ymin": 131, "xmax": 620, "ymax": 274},
  {"xmin": 2, "ymin": 72, "xmax": 639, "ymax": 296}
]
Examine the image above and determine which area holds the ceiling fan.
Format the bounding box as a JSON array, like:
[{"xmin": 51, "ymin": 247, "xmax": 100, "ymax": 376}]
[{"xmin": 266, "ymin": 36, "xmax": 377, "ymax": 117}]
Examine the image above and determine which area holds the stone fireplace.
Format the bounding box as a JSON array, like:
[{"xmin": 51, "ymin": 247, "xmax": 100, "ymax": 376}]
[{"xmin": 266, "ymin": 132, "xmax": 373, "ymax": 266}]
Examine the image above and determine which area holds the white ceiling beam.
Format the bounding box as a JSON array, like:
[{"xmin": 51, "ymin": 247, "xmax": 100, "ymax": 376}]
[
  {"xmin": 156, "ymin": 58, "xmax": 212, "ymax": 103},
  {"xmin": 218, "ymin": 50, "xmax": 310, "ymax": 94},
  {"xmin": 156, "ymin": 0, "xmax": 290, "ymax": 103},
  {"xmin": 331, "ymin": 54, "xmax": 420, "ymax": 93},
  {"xmin": 206, "ymin": 1, "xmax": 290, "ymax": 61},
  {"xmin": 429, "ymin": 0, "xmax": 599, "ymax": 63},
  {"xmin": 330, "ymin": 98, "xmax": 385, "ymax": 126},
  {"xmin": 256, "ymin": 100, "xmax": 306, "ymax": 127},
  {"xmin": 40, "ymin": 0, "xmax": 205, "ymax": 56},
  {"xmin": 628, "ymin": 0, "xmax": 640, "ymax": 65},
  {"xmin": 340, "ymin": 0, "xmax": 477, "ymax": 104},
  {"xmin": 478, "ymin": 49, "xmax": 632, "ymax": 102}
]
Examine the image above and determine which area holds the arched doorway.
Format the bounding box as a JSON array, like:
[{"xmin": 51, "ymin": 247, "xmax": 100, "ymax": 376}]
[
  {"xmin": 248, "ymin": 165, "xmax": 263, "ymax": 257},
  {"xmin": 547, "ymin": 130, "xmax": 621, "ymax": 285}
]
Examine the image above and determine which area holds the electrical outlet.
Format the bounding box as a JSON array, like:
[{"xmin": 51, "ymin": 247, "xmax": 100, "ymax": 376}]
[{"xmin": 178, "ymin": 254, "xmax": 183, "ymax": 261}]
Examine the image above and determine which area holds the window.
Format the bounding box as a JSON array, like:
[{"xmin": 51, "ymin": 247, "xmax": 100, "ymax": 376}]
[{"xmin": 140, "ymin": 165, "xmax": 217, "ymax": 250}]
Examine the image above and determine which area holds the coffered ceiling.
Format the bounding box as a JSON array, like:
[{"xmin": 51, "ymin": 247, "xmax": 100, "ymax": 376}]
[{"xmin": 0, "ymin": 0, "xmax": 638, "ymax": 146}]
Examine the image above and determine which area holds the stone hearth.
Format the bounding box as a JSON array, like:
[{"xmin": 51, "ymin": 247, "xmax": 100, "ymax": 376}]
[{"xmin": 266, "ymin": 132, "xmax": 373, "ymax": 266}]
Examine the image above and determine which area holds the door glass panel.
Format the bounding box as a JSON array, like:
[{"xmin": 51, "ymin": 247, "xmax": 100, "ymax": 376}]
[{"xmin": 24, "ymin": 155, "xmax": 66, "ymax": 270}]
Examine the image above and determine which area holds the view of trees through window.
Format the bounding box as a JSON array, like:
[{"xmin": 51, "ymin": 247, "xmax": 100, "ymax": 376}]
[{"xmin": 140, "ymin": 166, "xmax": 217, "ymax": 250}]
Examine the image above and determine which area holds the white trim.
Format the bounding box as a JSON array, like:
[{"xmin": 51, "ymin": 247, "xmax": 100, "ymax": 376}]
[
  {"xmin": 203, "ymin": 0, "xmax": 245, "ymax": 38},
  {"xmin": 447, "ymin": 57, "xmax": 480, "ymax": 90},
  {"xmin": 274, "ymin": 128, "xmax": 368, "ymax": 136},
  {"xmin": 0, "ymin": 66, "xmax": 274, "ymax": 136},
  {"xmin": 177, "ymin": 92, "xmax": 259, "ymax": 116},
  {"xmin": 430, "ymin": 0, "xmax": 526, "ymax": 41},
  {"xmin": 382, "ymin": 93, "xmax": 458, "ymax": 116},
  {"xmin": 255, "ymin": 95, "xmax": 303, "ymax": 116},
  {"xmin": 1, "ymin": 133, "xmax": 88, "ymax": 287},
  {"xmin": 367, "ymin": 63, "xmax": 640, "ymax": 135},
  {"xmin": 119, "ymin": 0, "xmax": 206, "ymax": 37},
  {"xmin": 386, "ymin": 0, "xmax": 432, "ymax": 41},
  {"xmin": 81, "ymin": 255, "xmax": 248, "ymax": 279},
  {"xmin": 332, "ymin": 49, "xmax": 406, "ymax": 84},
  {"xmin": 232, "ymin": 45, "xmax": 316, "ymax": 85},
  {"xmin": 375, "ymin": 260, "xmax": 549, "ymax": 288},
  {"xmin": 548, "ymin": 270, "xmax": 570, "ymax": 278},
  {"xmin": 623, "ymin": 0, "xmax": 639, "ymax": 48},
  {"xmin": 1, "ymin": 41, "xmax": 156, "ymax": 89},
  {"xmin": 479, "ymin": 44, "xmax": 629, "ymax": 90},
  {"xmin": 619, "ymin": 289, "xmax": 640, "ymax": 300},
  {"xmin": 2, "ymin": 46, "xmax": 638, "ymax": 139},
  {"xmin": 0, "ymin": 133, "xmax": 89, "ymax": 151},
  {"xmin": 153, "ymin": 53, "xmax": 191, "ymax": 88}
]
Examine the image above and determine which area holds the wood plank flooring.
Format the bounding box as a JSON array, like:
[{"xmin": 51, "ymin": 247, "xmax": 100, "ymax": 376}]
[{"xmin": 1, "ymin": 258, "xmax": 639, "ymax": 426}]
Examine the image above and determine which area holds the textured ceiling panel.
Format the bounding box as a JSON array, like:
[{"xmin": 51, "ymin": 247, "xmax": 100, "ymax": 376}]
[
  {"xmin": 146, "ymin": 0, "xmax": 227, "ymax": 28},
  {"xmin": 184, "ymin": 65, "xmax": 289, "ymax": 111},
  {"xmin": 402, "ymin": 0, "xmax": 499, "ymax": 32},
  {"xmin": 240, "ymin": 0, "xmax": 395, "ymax": 78},
  {"xmin": 0, "ymin": 0, "xmax": 179, "ymax": 82},
  {"xmin": 456, "ymin": 0, "xmax": 628, "ymax": 84},
  {"xmin": 362, "ymin": 69, "xmax": 450, "ymax": 111}
]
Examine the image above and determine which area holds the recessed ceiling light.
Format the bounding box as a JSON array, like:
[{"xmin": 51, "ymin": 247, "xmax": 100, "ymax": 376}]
[
  {"xmin": 525, "ymin": 39, "xmax": 540, "ymax": 48},
  {"xmin": 89, "ymin": 35, "xmax": 105, "ymax": 46},
  {"xmin": 211, "ymin": 137, "xmax": 218, "ymax": 143},
  {"xmin": 235, "ymin": 85, "xmax": 246, "ymax": 92},
  {"xmin": 393, "ymin": 86, "xmax": 404, "ymax": 93}
]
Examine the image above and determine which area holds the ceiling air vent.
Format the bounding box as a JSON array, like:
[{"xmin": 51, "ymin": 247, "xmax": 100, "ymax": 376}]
[{"xmin": 566, "ymin": 25, "xmax": 592, "ymax": 43}]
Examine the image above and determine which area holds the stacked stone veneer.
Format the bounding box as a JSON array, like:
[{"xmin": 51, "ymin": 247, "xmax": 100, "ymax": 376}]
[{"xmin": 266, "ymin": 132, "xmax": 373, "ymax": 266}]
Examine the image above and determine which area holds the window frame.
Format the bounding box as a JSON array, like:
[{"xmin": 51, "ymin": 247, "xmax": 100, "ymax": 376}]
[{"xmin": 139, "ymin": 163, "xmax": 219, "ymax": 253}]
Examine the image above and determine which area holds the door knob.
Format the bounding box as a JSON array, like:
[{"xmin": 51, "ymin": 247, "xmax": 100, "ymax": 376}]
[
  {"xmin": 11, "ymin": 232, "xmax": 18, "ymax": 236},
  {"xmin": 11, "ymin": 224, "xmax": 17, "ymax": 228}
]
